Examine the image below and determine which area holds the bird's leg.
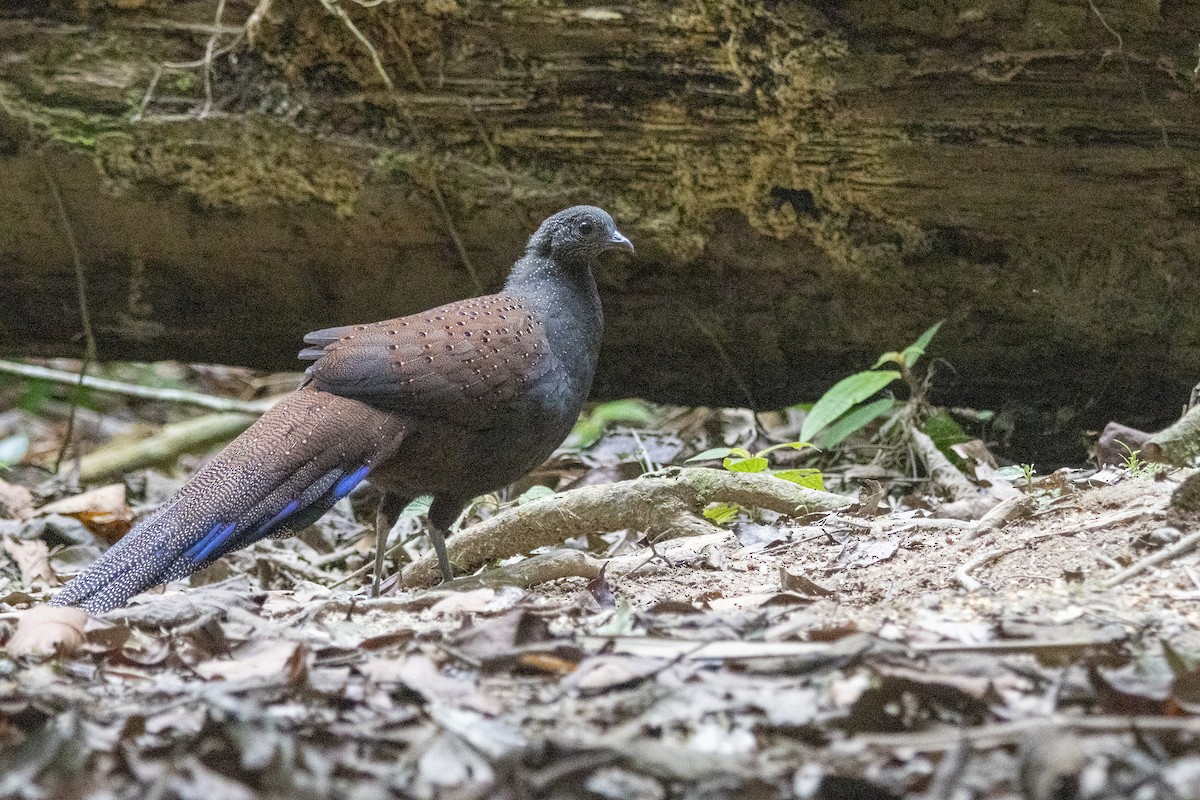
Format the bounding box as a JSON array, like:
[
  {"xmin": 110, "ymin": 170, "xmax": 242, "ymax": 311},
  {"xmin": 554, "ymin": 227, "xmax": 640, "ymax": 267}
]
[
  {"xmin": 426, "ymin": 526, "xmax": 453, "ymax": 584},
  {"xmin": 428, "ymin": 497, "xmax": 467, "ymax": 584},
  {"xmin": 372, "ymin": 492, "xmax": 407, "ymax": 597},
  {"xmin": 372, "ymin": 501, "xmax": 389, "ymax": 597}
]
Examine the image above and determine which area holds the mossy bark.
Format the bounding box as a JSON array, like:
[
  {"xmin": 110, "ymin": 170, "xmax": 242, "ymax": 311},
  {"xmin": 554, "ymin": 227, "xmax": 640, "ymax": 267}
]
[{"xmin": 1, "ymin": 0, "xmax": 1198, "ymax": 458}]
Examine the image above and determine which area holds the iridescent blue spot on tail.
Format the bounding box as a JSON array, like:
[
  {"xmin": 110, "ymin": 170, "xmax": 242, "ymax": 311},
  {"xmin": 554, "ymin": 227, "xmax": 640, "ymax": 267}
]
[
  {"xmin": 185, "ymin": 521, "xmax": 238, "ymax": 564},
  {"xmin": 333, "ymin": 464, "xmax": 371, "ymax": 500},
  {"xmin": 252, "ymin": 499, "xmax": 301, "ymax": 538}
]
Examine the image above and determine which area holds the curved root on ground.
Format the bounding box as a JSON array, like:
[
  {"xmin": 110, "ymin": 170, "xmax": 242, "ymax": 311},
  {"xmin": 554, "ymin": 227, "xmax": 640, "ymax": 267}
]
[{"xmin": 401, "ymin": 468, "xmax": 850, "ymax": 587}]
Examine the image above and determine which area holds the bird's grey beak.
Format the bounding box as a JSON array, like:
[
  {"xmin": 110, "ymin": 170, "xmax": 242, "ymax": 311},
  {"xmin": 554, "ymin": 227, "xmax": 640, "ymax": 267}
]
[{"xmin": 607, "ymin": 230, "xmax": 635, "ymax": 254}]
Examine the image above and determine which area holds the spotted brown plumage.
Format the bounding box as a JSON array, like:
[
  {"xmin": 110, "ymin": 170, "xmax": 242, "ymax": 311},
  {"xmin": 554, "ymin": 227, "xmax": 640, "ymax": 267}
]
[
  {"xmin": 52, "ymin": 206, "xmax": 633, "ymax": 614},
  {"xmin": 300, "ymin": 295, "xmax": 557, "ymax": 425}
]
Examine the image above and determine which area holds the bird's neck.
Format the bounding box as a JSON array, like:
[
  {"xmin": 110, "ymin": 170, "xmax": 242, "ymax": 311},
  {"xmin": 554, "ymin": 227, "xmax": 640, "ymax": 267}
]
[{"xmin": 504, "ymin": 254, "xmax": 604, "ymax": 387}]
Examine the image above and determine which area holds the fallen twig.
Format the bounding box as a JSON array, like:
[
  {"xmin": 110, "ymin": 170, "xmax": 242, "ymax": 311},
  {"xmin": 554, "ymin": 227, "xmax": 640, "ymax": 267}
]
[
  {"xmin": 0, "ymin": 360, "xmax": 280, "ymax": 414},
  {"xmin": 955, "ymin": 544, "xmax": 1024, "ymax": 591},
  {"xmin": 583, "ymin": 632, "xmax": 1122, "ymax": 662},
  {"xmin": 855, "ymin": 715, "xmax": 1200, "ymax": 752},
  {"xmin": 1020, "ymin": 506, "xmax": 1154, "ymax": 542},
  {"xmin": 961, "ymin": 495, "xmax": 1037, "ymax": 542},
  {"xmin": 402, "ymin": 468, "xmax": 850, "ymax": 586},
  {"xmin": 437, "ymin": 550, "xmax": 603, "ymax": 589},
  {"xmin": 872, "ymin": 518, "xmax": 967, "ymax": 535},
  {"xmin": 1102, "ymin": 527, "xmax": 1200, "ymax": 589}
]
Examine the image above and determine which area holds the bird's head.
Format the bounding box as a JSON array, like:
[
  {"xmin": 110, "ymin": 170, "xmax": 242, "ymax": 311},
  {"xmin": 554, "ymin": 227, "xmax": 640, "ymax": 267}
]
[{"xmin": 528, "ymin": 205, "xmax": 634, "ymax": 265}]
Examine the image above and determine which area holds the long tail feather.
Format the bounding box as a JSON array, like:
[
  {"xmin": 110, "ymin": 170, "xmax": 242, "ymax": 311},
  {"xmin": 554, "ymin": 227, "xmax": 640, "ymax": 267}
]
[{"xmin": 51, "ymin": 388, "xmax": 405, "ymax": 614}]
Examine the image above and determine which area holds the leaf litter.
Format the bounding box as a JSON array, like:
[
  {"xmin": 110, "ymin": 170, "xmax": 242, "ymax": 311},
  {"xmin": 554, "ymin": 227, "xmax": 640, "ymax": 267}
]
[{"xmin": 2, "ymin": 378, "xmax": 1200, "ymax": 797}]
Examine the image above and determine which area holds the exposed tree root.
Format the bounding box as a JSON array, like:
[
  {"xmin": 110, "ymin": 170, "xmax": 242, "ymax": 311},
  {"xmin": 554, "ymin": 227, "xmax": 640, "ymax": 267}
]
[
  {"xmin": 401, "ymin": 468, "xmax": 851, "ymax": 587},
  {"xmin": 428, "ymin": 531, "xmax": 736, "ymax": 591},
  {"xmin": 1144, "ymin": 404, "xmax": 1200, "ymax": 466},
  {"xmin": 440, "ymin": 550, "xmax": 603, "ymax": 589}
]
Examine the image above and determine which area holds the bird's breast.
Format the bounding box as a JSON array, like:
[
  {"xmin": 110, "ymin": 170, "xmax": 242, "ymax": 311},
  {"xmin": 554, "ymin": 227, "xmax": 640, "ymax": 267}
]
[{"xmin": 371, "ymin": 410, "xmax": 574, "ymax": 499}]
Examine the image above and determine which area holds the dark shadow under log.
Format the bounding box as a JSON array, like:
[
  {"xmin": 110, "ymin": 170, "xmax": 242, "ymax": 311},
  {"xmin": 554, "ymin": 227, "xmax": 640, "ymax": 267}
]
[{"xmin": 2, "ymin": 1, "xmax": 1199, "ymax": 462}]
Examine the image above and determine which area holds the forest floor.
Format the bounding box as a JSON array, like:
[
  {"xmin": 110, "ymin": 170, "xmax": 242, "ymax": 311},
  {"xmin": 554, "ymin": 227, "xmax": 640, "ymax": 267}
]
[{"xmin": 2, "ymin": 362, "xmax": 1200, "ymax": 799}]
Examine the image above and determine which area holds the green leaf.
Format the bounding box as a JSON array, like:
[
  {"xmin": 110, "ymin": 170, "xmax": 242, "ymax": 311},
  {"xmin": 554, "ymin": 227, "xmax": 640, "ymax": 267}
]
[
  {"xmin": 991, "ymin": 465, "xmax": 1028, "ymax": 482},
  {"xmin": 703, "ymin": 502, "xmax": 741, "ymax": 525},
  {"xmin": 756, "ymin": 441, "xmax": 816, "ymax": 457},
  {"xmin": 1162, "ymin": 640, "xmax": 1199, "ymax": 676},
  {"xmin": 723, "ymin": 456, "xmax": 769, "ymax": 472},
  {"xmin": 922, "ymin": 409, "xmax": 971, "ymax": 468},
  {"xmin": 563, "ymin": 418, "xmax": 604, "ymax": 450},
  {"xmin": 0, "ymin": 434, "xmax": 29, "ymax": 468},
  {"xmin": 686, "ymin": 447, "xmax": 736, "ymax": 462},
  {"xmin": 18, "ymin": 379, "xmax": 53, "ymax": 415},
  {"xmin": 801, "ymin": 370, "xmax": 900, "ymax": 442},
  {"xmin": 871, "ymin": 350, "xmax": 904, "ymax": 369},
  {"xmin": 67, "ymin": 384, "xmax": 102, "ymax": 413},
  {"xmin": 591, "ymin": 399, "xmax": 656, "ymax": 428},
  {"xmin": 400, "ymin": 496, "xmax": 433, "ymax": 519},
  {"xmin": 773, "ymin": 469, "xmax": 825, "ymax": 491},
  {"xmin": 902, "ymin": 320, "xmax": 944, "ymax": 368},
  {"xmin": 517, "ymin": 485, "xmax": 556, "ymax": 505},
  {"xmin": 816, "ymin": 397, "xmax": 895, "ymax": 449},
  {"xmin": 563, "ymin": 399, "xmax": 658, "ymax": 449}
]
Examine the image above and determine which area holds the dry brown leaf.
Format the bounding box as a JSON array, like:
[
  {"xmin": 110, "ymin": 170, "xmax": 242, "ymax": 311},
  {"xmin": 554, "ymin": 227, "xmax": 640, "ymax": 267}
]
[
  {"xmin": 518, "ymin": 652, "xmax": 578, "ymax": 676},
  {"xmin": 38, "ymin": 484, "xmax": 133, "ymax": 543},
  {"xmin": 361, "ymin": 654, "xmax": 502, "ymax": 714},
  {"xmin": 779, "ymin": 566, "xmax": 835, "ymax": 596},
  {"xmin": 563, "ymin": 655, "xmax": 665, "ymax": 694},
  {"xmin": 427, "ymin": 587, "xmax": 502, "ymax": 616},
  {"xmin": 951, "ymin": 439, "xmax": 1000, "ymax": 476},
  {"xmin": 872, "ymin": 661, "xmax": 994, "ymax": 699},
  {"xmin": 0, "ymin": 479, "xmax": 34, "ymax": 520},
  {"xmin": 3, "ymin": 537, "xmax": 53, "ymax": 588},
  {"xmin": 5, "ymin": 605, "xmax": 88, "ymax": 657},
  {"xmin": 760, "ymin": 592, "xmax": 818, "ymax": 608},
  {"xmin": 194, "ymin": 639, "xmax": 307, "ymax": 685},
  {"xmin": 833, "ymin": 538, "xmax": 900, "ymax": 569},
  {"xmin": 448, "ymin": 608, "xmax": 548, "ymax": 660},
  {"xmin": 586, "ymin": 563, "xmax": 616, "ymax": 608}
]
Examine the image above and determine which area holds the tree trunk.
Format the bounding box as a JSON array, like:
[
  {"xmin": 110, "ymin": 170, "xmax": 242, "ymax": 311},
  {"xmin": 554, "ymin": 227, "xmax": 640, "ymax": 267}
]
[{"xmin": 1, "ymin": 0, "xmax": 1198, "ymax": 457}]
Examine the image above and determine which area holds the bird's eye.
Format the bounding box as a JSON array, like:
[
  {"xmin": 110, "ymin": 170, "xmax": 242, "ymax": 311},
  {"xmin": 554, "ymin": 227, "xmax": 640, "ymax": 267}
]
[{"xmin": 578, "ymin": 220, "xmax": 594, "ymax": 235}]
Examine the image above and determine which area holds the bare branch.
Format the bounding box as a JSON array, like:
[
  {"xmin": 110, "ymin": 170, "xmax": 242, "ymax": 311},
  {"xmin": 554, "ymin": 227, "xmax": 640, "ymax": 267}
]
[{"xmin": 0, "ymin": 360, "xmax": 280, "ymax": 414}]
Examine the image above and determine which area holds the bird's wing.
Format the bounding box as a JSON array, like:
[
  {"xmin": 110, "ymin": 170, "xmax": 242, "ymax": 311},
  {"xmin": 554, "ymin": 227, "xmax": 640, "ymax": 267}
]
[{"xmin": 299, "ymin": 293, "xmax": 557, "ymax": 426}]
